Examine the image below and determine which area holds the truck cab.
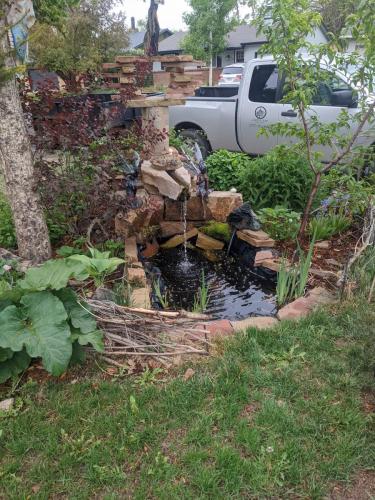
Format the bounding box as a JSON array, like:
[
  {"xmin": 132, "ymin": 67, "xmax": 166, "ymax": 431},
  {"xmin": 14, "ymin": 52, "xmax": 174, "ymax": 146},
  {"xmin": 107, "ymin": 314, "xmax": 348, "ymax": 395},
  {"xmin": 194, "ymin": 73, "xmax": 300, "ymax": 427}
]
[{"xmin": 170, "ymin": 57, "xmax": 370, "ymax": 161}]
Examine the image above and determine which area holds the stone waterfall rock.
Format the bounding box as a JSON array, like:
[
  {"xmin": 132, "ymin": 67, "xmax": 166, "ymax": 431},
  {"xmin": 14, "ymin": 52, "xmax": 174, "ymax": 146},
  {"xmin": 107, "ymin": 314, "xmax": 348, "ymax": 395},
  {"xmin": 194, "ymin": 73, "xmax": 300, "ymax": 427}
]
[
  {"xmin": 164, "ymin": 195, "xmax": 211, "ymax": 221},
  {"xmin": 207, "ymin": 191, "xmax": 243, "ymax": 222},
  {"xmin": 141, "ymin": 161, "xmax": 183, "ymax": 200},
  {"xmin": 159, "ymin": 221, "xmax": 195, "ymax": 238},
  {"xmin": 169, "ymin": 166, "xmax": 191, "ymax": 189}
]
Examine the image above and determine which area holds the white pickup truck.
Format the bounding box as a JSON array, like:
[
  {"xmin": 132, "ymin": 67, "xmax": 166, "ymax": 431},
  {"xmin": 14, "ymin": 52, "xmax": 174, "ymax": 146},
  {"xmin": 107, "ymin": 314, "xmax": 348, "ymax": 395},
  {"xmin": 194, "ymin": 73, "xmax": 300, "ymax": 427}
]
[{"xmin": 170, "ymin": 57, "xmax": 373, "ymax": 160}]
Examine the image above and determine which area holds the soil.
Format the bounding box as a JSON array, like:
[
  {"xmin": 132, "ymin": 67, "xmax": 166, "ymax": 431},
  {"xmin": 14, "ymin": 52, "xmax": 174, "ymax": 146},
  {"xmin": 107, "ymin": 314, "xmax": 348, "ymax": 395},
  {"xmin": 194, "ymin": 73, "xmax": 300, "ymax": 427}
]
[{"xmin": 329, "ymin": 471, "xmax": 375, "ymax": 499}]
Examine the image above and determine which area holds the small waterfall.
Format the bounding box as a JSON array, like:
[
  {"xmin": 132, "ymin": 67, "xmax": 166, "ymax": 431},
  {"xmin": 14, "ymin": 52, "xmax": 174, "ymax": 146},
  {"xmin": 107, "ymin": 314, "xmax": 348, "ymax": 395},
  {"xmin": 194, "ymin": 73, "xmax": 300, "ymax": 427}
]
[{"xmin": 180, "ymin": 196, "xmax": 192, "ymax": 271}]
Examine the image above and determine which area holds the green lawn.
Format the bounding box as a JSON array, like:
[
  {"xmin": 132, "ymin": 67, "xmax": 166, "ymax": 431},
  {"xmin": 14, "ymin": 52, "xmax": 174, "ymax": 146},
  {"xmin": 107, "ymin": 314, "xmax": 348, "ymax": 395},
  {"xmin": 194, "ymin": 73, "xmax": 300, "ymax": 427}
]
[{"xmin": 0, "ymin": 302, "xmax": 374, "ymax": 499}]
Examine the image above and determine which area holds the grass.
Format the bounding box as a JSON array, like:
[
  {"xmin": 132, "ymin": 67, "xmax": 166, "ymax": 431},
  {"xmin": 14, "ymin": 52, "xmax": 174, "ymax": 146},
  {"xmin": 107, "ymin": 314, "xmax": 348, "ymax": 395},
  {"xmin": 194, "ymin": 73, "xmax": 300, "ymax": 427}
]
[{"xmin": 0, "ymin": 301, "xmax": 374, "ymax": 499}]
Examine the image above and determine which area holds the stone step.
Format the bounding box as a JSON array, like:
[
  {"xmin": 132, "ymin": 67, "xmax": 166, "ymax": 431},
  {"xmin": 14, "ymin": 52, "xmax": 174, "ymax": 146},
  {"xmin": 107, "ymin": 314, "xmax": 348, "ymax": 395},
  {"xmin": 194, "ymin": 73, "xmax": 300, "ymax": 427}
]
[
  {"xmin": 237, "ymin": 230, "xmax": 275, "ymax": 248},
  {"xmin": 196, "ymin": 232, "xmax": 224, "ymax": 251},
  {"xmin": 160, "ymin": 228, "xmax": 198, "ymax": 249}
]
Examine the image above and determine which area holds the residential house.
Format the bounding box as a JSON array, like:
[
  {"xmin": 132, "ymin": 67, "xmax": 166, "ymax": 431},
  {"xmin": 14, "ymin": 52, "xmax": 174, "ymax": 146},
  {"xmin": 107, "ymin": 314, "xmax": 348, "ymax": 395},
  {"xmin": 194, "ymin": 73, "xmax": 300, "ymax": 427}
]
[
  {"xmin": 129, "ymin": 28, "xmax": 174, "ymax": 51},
  {"xmin": 158, "ymin": 24, "xmax": 329, "ymax": 68}
]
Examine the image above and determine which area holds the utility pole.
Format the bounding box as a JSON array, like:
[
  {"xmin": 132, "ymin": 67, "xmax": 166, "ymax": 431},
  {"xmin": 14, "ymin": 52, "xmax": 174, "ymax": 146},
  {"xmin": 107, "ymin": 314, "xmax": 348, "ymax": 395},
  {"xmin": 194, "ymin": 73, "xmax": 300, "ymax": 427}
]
[{"xmin": 209, "ymin": 30, "xmax": 213, "ymax": 86}]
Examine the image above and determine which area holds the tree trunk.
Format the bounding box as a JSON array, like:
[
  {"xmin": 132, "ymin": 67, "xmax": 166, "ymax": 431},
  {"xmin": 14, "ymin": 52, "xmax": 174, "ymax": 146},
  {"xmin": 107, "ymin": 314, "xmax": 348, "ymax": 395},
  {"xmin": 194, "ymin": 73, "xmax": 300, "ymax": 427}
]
[
  {"xmin": 298, "ymin": 172, "xmax": 322, "ymax": 239},
  {"xmin": 144, "ymin": 0, "xmax": 160, "ymax": 57},
  {"xmin": 0, "ymin": 15, "xmax": 51, "ymax": 263}
]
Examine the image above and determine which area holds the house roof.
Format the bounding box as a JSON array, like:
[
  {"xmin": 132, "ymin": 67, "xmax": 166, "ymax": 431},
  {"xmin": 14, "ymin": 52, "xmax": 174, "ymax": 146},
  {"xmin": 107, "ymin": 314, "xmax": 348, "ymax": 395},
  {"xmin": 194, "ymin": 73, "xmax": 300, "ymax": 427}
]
[
  {"xmin": 227, "ymin": 24, "xmax": 267, "ymax": 48},
  {"xmin": 158, "ymin": 31, "xmax": 187, "ymax": 53},
  {"xmin": 129, "ymin": 29, "xmax": 174, "ymax": 49},
  {"xmin": 129, "ymin": 31, "xmax": 146, "ymax": 49},
  {"xmin": 158, "ymin": 25, "xmax": 268, "ymax": 54},
  {"xmin": 158, "ymin": 23, "xmax": 328, "ymax": 54}
]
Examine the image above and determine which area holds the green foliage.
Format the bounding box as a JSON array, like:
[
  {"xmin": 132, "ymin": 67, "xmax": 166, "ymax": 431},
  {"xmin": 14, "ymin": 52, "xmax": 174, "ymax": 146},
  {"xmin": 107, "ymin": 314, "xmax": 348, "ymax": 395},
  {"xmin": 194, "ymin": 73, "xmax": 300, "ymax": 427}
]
[
  {"xmin": 33, "ymin": 0, "xmax": 80, "ymax": 25},
  {"xmin": 206, "ymin": 149, "xmax": 249, "ymax": 192},
  {"xmin": 317, "ymin": 169, "xmax": 375, "ymax": 217},
  {"xmin": 0, "ymin": 251, "xmax": 124, "ymax": 382},
  {"xmin": 30, "ymin": 0, "xmax": 129, "ymax": 80},
  {"xmin": 238, "ymin": 147, "xmax": 314, "ymax": 211},
  {"xmin": 258, "ymin": 207, "xmax": 301, "ymax": 241},
  {"xmin": 200, "ymin": 221, "xmax": 232, "ymax": 243},
  {"xmin": 69, "ymin": 248, "xmax": 124, "ymax": 287},
  {"xmin": 308, "ymin": 214, "xmax": 352, "ymax": 240},
  {"xmin": 182, "ymin": 0, "xmax": 239, "ymax": 63},
  {"xmin": 276, "ymin": 237, "xmax": 315, "ymax": 306},
  {"xmin": 0, "ymin": 195, "xmax": 16, "ymax": 249},
  {"xmin": 193, "ymin": 271, "xmax": 210, "ymax": 313}
]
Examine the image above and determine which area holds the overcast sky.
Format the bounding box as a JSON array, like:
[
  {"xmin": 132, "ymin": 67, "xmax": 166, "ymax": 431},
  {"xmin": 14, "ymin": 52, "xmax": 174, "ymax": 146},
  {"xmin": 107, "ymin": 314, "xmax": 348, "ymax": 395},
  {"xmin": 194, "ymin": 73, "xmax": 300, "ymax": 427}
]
[{"xmin": 118, "ymin": 1, "xmax": 251, "ymax": 31}]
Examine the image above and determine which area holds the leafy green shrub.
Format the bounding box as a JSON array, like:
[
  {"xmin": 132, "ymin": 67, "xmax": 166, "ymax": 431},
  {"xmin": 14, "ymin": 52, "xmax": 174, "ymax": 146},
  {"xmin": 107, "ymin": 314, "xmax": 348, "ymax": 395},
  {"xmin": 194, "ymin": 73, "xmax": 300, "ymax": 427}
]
[
  {"xmin": 316, "ymin": 169, "xmax": 375, "ymax": 216},
  {"xmin": 258, "ymin": 207, "xmax": 301, "ymax": 241},
  {"xmin": 0, "ymin": 252, "xmax": 124, "ymax": 383},
  {"xmin": 200, "ymin": 221, "xmax": 232, "ymax": 242},
  {"xmin": 0, "ymin": 195, "xmax": 16, "ymax": 249},
  {"xmin": 206, "ymin": 150, "xmax": 250, "ymax": 191},
  {"xmin": 238, "ymin": 146, "xmax": 314, "ymax": 211},
  {"xmin": 308, "ymin": 214, "xmax": 352, "ymax": 240}
]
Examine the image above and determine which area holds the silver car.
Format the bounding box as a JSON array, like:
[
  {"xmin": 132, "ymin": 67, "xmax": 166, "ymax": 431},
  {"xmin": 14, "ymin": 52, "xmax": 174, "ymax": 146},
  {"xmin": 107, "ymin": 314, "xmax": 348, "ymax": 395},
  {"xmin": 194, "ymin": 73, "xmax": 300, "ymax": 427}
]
[{"xmin": 218, "ymin": 64, "xmax": 245, "ymax": 86}]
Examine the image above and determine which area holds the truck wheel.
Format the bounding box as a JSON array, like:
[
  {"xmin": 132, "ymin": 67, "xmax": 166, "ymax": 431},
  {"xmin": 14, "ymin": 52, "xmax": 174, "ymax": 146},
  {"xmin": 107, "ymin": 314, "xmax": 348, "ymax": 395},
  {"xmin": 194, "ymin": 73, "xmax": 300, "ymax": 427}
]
[{"xmin": 178, "ymin": 129, "xmax": 211, "ymax": 159}]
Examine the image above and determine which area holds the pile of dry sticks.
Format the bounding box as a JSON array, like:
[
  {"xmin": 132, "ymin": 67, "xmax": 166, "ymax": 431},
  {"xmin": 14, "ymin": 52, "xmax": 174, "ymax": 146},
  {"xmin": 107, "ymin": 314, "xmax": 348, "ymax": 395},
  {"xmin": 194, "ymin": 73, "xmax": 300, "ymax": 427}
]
[{"xmin": 86, "ymin": 300, "xmax": 213, "ymax": 366}]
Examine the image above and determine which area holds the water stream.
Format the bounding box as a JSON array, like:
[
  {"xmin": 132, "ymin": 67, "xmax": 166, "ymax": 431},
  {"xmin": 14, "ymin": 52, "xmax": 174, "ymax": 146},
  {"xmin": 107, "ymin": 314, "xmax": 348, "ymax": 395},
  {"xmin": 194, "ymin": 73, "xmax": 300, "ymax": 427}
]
[{"xmin": 180, "ymin": 197, "xmax": 192, "ymax": 271}]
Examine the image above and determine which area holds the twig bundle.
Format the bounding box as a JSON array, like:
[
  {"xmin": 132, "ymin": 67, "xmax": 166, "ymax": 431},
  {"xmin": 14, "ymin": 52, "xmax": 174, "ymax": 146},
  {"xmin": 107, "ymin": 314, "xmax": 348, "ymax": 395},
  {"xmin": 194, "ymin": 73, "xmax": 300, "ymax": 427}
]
[{"xmin": 86, "ymin": 300, "xmax": 213, "ymax": 363}]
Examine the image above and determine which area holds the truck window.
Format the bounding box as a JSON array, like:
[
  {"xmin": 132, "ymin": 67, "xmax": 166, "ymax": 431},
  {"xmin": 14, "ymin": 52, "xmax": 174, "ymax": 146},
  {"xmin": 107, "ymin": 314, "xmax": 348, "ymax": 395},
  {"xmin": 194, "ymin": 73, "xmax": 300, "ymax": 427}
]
[
  {"xmin": 249, "ymin": 65, "xmax": 279, "ymax": 103},
  {"xmin": 312, "ymin": 73, "xmax": 356, "ymax": 107}
]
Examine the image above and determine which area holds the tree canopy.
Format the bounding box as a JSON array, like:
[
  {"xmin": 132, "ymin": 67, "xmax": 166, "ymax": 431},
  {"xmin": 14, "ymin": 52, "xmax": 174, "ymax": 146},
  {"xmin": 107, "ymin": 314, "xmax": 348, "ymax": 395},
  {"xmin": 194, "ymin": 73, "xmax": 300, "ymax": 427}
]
[
  {"xmin": 182, "ymin": 0, "xmax": 239, "ymax": 63},
  {"xmin": 30, "ymin": 0, "xmax": 129, "ymax": 83}
]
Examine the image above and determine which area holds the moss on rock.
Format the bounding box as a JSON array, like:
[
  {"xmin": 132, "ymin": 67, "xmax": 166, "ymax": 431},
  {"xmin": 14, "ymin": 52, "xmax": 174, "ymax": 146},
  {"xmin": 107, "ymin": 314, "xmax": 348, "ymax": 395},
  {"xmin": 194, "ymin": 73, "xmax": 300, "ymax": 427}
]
[{"xmin": 200, "ymin": 221, "xmax": 232, "ymax": 243}]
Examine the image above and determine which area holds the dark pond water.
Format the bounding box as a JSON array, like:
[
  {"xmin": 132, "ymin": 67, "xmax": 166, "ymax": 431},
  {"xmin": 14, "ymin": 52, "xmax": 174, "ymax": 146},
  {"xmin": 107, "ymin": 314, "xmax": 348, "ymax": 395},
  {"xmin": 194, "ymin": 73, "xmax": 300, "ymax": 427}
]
[{"xmin": 150, "ymin": 247, "xmax": 277, "ymax": 321}]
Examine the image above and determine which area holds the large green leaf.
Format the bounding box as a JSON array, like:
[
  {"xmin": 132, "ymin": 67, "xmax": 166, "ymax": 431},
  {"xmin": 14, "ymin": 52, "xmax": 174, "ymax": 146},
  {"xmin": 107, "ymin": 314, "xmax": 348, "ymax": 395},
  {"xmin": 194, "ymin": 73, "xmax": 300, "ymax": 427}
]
[
  {"xmin": 70, "ymin": 341, "xmax": 86, "ymax": 366},
  {"xmin": 0, "ymin": 305, "xmax": 27, "ymax": 352},
  {"xmin": 0, "ymin": 347, "xmax": 13, "ymax": 363},
  {"xmin": 0, "ymin": 292, "xmax": 73, "ymax": 376},
  {"xmin": 19, "ymin": 259, "xmax": 88, "ymax": 292},
  {"xmin": 68, "ymin": 255, "xmax": 124, "ymax": 276},
  {"xmin": 0, "ymin": 349, "xmax": 31, "ymax": 384},
  {"xmin": 55, "ymin": 289, "xmax": 97, "ymax": 334},
  {"xmin": 72, "ymin": 330, "xmax": 105, "ymax": 353}
]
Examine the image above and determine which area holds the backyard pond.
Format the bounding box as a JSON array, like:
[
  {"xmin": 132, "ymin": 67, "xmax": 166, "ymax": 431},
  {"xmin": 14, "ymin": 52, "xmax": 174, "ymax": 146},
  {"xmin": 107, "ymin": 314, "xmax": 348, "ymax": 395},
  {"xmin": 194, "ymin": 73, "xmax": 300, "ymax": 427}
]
[{"xmin": 149, "ymin": 247, "xmax": 277, "ymax": 321}]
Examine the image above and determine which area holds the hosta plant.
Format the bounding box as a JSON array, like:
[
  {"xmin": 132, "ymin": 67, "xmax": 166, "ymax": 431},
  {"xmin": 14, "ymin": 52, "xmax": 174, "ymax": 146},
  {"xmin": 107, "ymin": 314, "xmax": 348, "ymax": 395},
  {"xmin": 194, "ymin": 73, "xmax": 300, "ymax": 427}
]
[{"xmin": 0, "ymin": 253, "xmax": 123, "ymax": 383}]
